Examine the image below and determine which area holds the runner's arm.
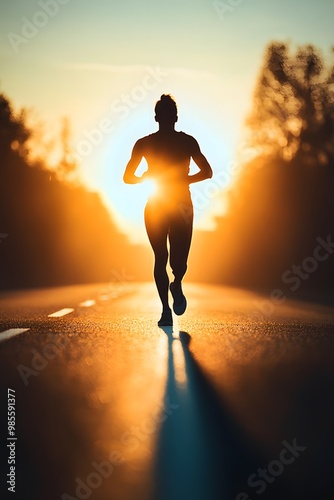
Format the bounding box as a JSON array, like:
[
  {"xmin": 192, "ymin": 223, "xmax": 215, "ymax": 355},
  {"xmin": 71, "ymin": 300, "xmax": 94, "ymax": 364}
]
[
  {"xmin": 188, "ymin": 139, "xmax": 213, "ymax": 184},
  {"xmin": 123, "ymin": 140, "xmax": 145, "ymax": 184}
]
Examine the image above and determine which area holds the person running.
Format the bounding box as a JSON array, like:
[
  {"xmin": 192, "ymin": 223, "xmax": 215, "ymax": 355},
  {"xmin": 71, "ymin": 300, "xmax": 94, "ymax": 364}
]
[{"xmin": 123, "ymin": 94, "xmax": 212, "ymax": 326}]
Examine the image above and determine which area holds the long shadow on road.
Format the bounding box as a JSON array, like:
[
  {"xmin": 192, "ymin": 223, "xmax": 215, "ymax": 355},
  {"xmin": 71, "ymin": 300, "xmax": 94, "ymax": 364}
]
[{"xmin": 153, "ymin": 327, "xmax": 265, "ymax": 500}]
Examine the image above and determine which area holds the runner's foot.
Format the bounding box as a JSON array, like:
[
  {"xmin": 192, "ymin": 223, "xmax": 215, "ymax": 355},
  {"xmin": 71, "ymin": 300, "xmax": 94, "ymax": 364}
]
[
  {"xmin": 158, "ymin": 308, "xmax": 173, "ymax": 327},
  {"xmin": 170, "ymin": 282, "xmax": 187, "ymax": 315}
]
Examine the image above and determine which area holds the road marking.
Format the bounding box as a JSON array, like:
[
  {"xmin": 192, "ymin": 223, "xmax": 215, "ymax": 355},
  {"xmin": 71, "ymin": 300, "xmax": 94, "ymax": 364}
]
[
  {"xmin": 48, "ymin": 308, "xmax": 74, "ymax": 318},
  {"xmin": 98, "ymin": 294, "xmax": 110, "ymax": 301},
  {"xmin": 79, "ymin": 300, "xmax": 96, "ymax": 308},
  {"xmin": 0, "ymin": 328, "xmax": 30, "ymax": 343}
]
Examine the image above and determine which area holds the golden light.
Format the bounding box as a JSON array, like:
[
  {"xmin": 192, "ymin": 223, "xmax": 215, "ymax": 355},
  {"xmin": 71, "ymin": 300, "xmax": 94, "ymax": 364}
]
[
  {"xmin": 142, "ymin": 177, "xmax": 158, "ymax": 198},
  {"xmin": 172, "ymin": 339, "xmax": 187, "ymax": 388},
  {"xmin": 96, "ymin": 94, "xmax": 235, "ymax": 243}
]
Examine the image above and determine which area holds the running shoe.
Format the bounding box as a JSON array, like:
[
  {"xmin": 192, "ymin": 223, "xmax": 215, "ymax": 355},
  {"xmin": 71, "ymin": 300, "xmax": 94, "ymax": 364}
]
[
  {"xmin": 170, "ymin": 282, "xmax": 187, "ymax": 315},
  {"xmin": 158, "ymin": 308, "xmax": 173, "ymax": 327}
]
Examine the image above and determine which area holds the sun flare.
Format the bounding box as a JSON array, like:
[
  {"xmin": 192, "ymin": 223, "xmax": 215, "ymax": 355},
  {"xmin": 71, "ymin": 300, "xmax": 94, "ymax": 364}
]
[
  {"xmin": 143, "ymin": 178, "xmax": 158, "ymax": 198},
  {"xmin": 90, "ymin": 96, "xmax": 235, "ymax": 244}
]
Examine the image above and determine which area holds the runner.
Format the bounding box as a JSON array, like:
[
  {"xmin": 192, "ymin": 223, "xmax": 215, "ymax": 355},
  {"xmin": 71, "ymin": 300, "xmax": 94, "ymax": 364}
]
[{"xmin": 123, "ymin": 94, "xmax": 212, "ymax": 326}]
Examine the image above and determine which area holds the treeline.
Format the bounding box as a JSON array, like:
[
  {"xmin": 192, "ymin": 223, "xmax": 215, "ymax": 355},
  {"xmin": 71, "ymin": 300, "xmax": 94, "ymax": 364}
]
[
  {"xmin": 189, "ymin": 43, "xmax": 334, "ymax": 303},
  {"xmin": 2, "ymin": 42, "xmax": 334, "ymax": 301},
  {"xmin": 0, "ymin": 93, "xmax": 150, "ymax": 290}
]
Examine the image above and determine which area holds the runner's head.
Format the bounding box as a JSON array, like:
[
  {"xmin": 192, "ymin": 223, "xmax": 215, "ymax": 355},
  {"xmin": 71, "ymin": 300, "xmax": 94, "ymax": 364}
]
[{"xmin": 155, "ymin": 94, "xmax": 178, "ymax": 125}]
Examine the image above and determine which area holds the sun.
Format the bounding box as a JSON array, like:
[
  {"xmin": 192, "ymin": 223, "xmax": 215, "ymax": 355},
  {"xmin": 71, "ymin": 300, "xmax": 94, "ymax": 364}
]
[{"xmin": 98, "ymin": 101, "xmax": 232, "ymax": 244}]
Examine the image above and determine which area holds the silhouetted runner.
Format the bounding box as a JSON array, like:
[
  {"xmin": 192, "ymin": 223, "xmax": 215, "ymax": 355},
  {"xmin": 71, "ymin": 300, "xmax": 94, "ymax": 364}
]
[{"xmin": 123, "ymin": 94, "xmax": 212, "ymax": 326}]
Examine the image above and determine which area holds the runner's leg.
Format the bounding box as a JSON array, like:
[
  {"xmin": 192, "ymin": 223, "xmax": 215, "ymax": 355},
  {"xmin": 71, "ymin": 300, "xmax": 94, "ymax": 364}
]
[
  {"xmin": 169, "ymin": 201, "xmax": 193, "ymax": 284},
  {"xmin": 144, "ymin": 201, "xmax": 170, "ymax": 311}
]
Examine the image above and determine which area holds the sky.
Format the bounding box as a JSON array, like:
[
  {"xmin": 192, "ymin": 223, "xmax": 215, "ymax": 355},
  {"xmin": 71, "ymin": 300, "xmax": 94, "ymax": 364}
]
[{"xmin": 1, "ymin": 0, "xmax": 334, "ymax": 241}]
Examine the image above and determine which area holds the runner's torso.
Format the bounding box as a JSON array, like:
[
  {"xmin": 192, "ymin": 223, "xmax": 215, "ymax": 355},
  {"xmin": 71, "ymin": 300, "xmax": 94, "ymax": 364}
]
[{"xmin": 138, "ymin": 131, "xmax": 196, "ymax": 201}]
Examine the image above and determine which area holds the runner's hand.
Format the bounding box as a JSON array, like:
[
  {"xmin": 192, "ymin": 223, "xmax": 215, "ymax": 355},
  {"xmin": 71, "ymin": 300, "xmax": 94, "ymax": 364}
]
[{"xmin": 141, "ymin": 171, "xmax": 150, "ymax": 182}]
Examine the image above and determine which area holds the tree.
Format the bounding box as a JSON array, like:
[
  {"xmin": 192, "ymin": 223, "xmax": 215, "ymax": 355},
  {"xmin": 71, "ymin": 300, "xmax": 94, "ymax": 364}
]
[
  {"xmin": 0, "ymin": 93, "xmax": 30, "ymax": 159},
  {"xmin": 246, "ymin": 43, "xmax": 334, "ymax": 165},
  {"xmin": 0, "ymin": 92, "xmax": 151, "ymax": 289},
  {"xmin": 57, "ymin": 116, "xmax": 78, "ymax": 179},
  {"xmin": 189, "ymin": 43, "xmax": 334, "ymax": 298}
]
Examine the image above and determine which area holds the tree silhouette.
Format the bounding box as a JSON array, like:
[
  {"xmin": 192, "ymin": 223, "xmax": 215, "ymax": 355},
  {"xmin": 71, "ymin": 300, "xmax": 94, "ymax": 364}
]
[
  {"xmin": 0, "ymin": 93, "xmax": 30, "ymax": 158},
  {"xmin": 247, "ymin": 43, "xmax": 334, "ymax": 165},
  {"xmin": 188, "ymin": 43, "xmax": 334, "ymax": 301},
  {"xmin": 57, "ymin": 116, "xmax": 78, "ymax": 179},
  {"xmin": 0, "ymin": 93, "xmax": 150, "ymax": 289}
]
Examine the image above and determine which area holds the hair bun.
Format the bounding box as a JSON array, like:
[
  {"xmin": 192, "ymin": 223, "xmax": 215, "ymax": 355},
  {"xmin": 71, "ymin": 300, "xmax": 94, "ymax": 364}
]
[{"xmin": 155, "ymin": 94, "xmax": 177, "ymax": 121}]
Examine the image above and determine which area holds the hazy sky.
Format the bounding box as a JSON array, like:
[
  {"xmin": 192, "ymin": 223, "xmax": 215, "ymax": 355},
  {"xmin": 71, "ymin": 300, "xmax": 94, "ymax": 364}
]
[{"xmin": 1, "ymin": 0, "xmax": 333, "ymax": 240}]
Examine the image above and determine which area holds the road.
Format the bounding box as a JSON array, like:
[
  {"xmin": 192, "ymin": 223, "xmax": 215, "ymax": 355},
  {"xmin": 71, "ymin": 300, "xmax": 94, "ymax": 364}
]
[{"xmin": 0, "ymin": 282, "xmax": 334, "ymax": 500}]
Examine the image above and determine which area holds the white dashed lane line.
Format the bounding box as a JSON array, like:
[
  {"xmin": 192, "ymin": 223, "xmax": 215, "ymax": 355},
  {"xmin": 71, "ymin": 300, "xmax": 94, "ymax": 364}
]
[
  {"xmin": 0, "ymin": 328, "xmax": 30, "ymax": 343},
  {"xmin": 79, "ymin": 300, "xmax": 96, "ymax": 308},
  {"xmin": 48, "ymin": 308, "xmax": 74, "ymax": 318},
  {"xmin": 1, "ymin": 298, "xmax": 97, "ymax": 343}
]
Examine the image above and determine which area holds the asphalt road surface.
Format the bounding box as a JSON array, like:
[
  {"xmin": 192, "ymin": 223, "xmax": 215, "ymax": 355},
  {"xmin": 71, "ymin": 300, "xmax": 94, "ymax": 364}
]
[{"xmin": 0, "ymin": 282, "xmax": 334, "ymax": 500}]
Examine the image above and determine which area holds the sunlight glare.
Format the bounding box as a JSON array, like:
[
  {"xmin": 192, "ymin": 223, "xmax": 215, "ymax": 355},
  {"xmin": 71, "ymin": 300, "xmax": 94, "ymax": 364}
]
[
  {"xmin": 101, "ymin": 96, "xmax": 233, "ymax": 243},
  {"xmin": 172, "ymin": 339, "xmax": 187, "ymax": 388},
  {"xmin": 143, "ymin": 178, "xmax": 158, "ymax": 198}
]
